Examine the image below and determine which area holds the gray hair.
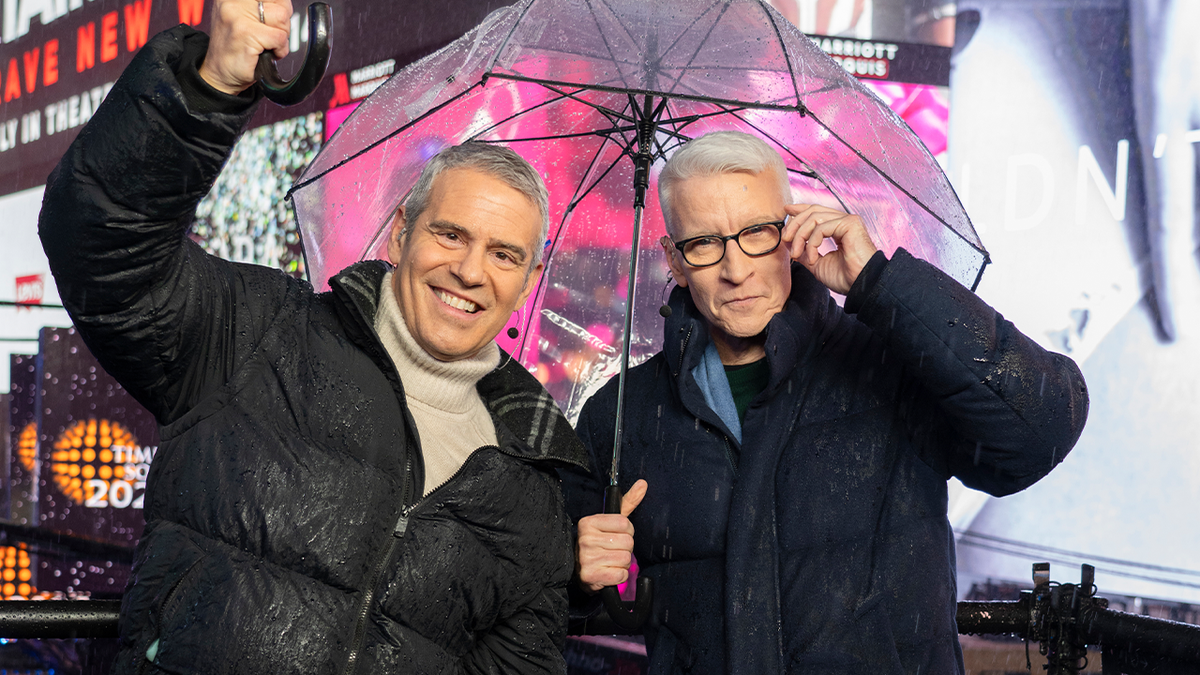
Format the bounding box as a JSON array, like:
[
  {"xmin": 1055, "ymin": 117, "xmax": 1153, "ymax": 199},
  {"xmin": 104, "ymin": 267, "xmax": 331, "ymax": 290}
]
[
  {"xmin": 658, "ymin": 131, "xmax": 791, "ymax": 238},
  {"xmin": 403, "ymin": 142, "xmax": 550, "ymax": 266}
]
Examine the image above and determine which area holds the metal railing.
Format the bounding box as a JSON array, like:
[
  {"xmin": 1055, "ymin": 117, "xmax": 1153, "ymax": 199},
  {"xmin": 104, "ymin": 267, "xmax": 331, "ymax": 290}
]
[
  {"xmin": 2, "ymin": 563, "xmax": 1199, "ymax": 675},
  {"xmin": 0, "ymin": 600, "xmax": 120, "ymax": 638}
]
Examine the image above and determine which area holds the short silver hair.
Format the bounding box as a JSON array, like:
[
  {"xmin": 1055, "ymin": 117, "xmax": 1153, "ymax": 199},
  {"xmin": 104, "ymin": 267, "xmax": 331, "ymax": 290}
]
[
  {"xmin": 658, "ymin": 131, "xmax": 791, "ymax": 238},
  {"xmin": 404, "ymin": 142, "xmax": 550, "ymax": 266}
]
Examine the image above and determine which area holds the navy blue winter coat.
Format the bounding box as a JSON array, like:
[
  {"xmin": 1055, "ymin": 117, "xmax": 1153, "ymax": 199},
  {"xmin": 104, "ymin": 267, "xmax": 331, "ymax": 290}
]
[{"xmin": 561, "ymin": 251, "xmax": 1088, "ymax": 674}]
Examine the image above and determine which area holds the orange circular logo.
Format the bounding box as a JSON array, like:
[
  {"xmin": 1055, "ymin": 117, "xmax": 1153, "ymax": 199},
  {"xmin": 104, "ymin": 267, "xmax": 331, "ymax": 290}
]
[
  {"xmin": 51, "ymin": 419, "xmax": 152, "ymax": 509},
  {"xmin": 17, "ymin": 422, "xmax": 38, "ymax": 474},
  {"xmin": 0, "ymin": 544, "xmax": 35, "ymax": 599}
]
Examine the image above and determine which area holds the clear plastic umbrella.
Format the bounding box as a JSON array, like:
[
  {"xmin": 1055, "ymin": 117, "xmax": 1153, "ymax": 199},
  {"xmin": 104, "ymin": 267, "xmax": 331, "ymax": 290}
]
[{"xmin": 288, "ymin": 0, "xmax": 986, "ymax": 627}]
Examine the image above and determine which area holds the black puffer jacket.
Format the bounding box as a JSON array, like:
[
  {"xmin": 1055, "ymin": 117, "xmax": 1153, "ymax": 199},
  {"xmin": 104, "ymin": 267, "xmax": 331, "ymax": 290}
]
[{"xmin": 39, "ymin": 27, "xmax": 587, "ymax": 675}]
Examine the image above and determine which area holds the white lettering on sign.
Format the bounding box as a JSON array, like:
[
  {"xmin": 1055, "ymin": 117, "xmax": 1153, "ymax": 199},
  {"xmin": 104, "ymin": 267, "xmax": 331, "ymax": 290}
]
[
  {"xmin": 19, "ymin": 109, "xmax": 39, "ymax": 143},
  {"xmin": 1004, "ymin": 154, "xmax": 1056, "ymax": 232},
  {"xmin": 350, "ymin": 59, "xmax": 395, "ymax": 84},
  {"xmin": 288, "ymin": 9, "xmax": 309, "ymax": 54},
  {"xmin": 829, "ymin": 56, "xmax": 888, "ymax": 79},
  {"xmin": 1075, "ymin": 140, "xmax": 1129, "ymax": 230},
  {"xmin": 350, "ymin": 78, "xmax": 385, "ymax": 100},
  {"xmin": 0, "ymin": 117, "xmax": 16, "ymax": 152},
  {"xmin": 2, "ymin": 0, "xmax": 90, "ymax": 45},
  {"xmin": 84, "ymin": 479, "xmax": 147, "ymax": 509},
  {"xmin": 84, "ymin": 444, "xmax": 156, "ymax": 509},
  {"xmin": 113, "ymin": 444, "xmax": 155, "ymax": 465},
  {"xmin": 44, "ymin": 82, "xmax": 112, "ymax": 135},
  {"xmin": 15, "ymin": 273, "xmax": 44, "ymax": 303},
  {"xmin": 816, "ymin": 37, "xmax": 900, "ymax": 61}
]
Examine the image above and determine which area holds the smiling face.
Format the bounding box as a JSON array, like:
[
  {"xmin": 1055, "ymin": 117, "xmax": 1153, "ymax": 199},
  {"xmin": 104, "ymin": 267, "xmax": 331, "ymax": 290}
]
[
  {"xmin": 664, "ymin": 169, "xmax": 792, "ymax": 364},
  {"xmin": 387, "ymin": 167, "xmax": 544, "ymax": 362}
]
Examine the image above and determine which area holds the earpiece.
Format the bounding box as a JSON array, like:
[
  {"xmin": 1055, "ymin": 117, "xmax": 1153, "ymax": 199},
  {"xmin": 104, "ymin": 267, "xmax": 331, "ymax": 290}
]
[
  {"xmin": 507, "ymin": 327, "xmax": 519, "ymax": 339},
  {"xmin": 658, "ymin": 273, "xmax": 674, "ymax": 318}
]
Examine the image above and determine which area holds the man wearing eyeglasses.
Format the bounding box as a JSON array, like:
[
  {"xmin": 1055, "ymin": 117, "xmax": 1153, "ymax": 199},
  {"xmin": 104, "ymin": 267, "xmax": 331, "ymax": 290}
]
[{"xmin": 560, "ymin": 131, "xmax": 1089, "ymax": 674}]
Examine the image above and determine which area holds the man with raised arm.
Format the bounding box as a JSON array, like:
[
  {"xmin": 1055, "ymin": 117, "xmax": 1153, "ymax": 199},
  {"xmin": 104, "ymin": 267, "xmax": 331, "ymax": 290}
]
[
  {"xmin": 38, "ymin": 1, "xmax": 586, "ymax": 673},
  {"xmin": 561, "ymin": 131, "xmax": 1089, "ymax": 674}
]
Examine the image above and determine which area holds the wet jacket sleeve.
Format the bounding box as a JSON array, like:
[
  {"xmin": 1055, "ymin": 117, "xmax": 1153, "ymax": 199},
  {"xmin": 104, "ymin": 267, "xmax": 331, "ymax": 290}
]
[
  {"xmin": 460, "ymin": 585, "xmax": 569, "ymax": 674},
  {"xmin": 38, "ymin": 26, "xmax": 292, "ymax": 425},
  {"xmin": 847, "ymin": 248, "xmax": 1089, "ymax": 496}
]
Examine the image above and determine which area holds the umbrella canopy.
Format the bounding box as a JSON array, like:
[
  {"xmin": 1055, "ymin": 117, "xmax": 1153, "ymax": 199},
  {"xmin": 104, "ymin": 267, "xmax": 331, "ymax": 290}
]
[{"xmin": 289, "ymin": 0, "xmax": 985, "ymax": 421}]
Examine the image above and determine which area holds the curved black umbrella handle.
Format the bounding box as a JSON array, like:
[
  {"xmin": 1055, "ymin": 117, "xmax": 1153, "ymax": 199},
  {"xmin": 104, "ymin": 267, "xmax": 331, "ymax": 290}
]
[
  {"xmin": 255, "ymin": 3, "xmax": 332, "ymax": 106},
  {"xmin": 598, "ymin": 484, "xmax": 653, "ymax": 631}
]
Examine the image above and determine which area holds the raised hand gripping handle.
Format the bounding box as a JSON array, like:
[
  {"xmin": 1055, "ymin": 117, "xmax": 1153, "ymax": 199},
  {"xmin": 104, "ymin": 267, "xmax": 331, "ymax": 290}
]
[
  {"xmin": 598, "ymin": 484, "xmax": 653, "ymax": 631},
  {"xmin": 255, "ymin": 3, "xmax": 332, "ymax": 106}
]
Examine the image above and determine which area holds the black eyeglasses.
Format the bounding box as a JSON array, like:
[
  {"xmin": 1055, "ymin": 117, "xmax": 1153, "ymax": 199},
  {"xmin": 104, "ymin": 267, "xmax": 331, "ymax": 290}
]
[{"xmin": 671, "ymin": 220, "xmax": 786, "ymax": 267}]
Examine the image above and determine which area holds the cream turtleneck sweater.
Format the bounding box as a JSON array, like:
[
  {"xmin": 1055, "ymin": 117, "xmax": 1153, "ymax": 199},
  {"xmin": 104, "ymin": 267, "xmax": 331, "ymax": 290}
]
[{"xmin": 374, "ymin": 272, "xmax": 500, "ymax": 495}]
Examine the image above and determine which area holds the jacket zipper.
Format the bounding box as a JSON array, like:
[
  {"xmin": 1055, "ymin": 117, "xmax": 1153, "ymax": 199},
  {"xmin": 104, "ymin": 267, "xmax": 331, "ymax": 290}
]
[
  {"xmin": 341, "ymin": 532, "xmax": 397, "ymax": 675},
  {"xmin": 393, "ymin": 446, "xmax": 493, "ymax": 537},
  {"xmin": 722, "ymin": 435, "xmax": 739, "ymax": 478},
  {"xmin": 674, "ymin": 324, "xmax": 694, "ymax": 377},
  {"xmin": 339, "ymin": 446, "xmax": 494, "ymax": 675},
  {"xmin": 138, "ymin": 554, "xmax": 208, "ymax": 674}
]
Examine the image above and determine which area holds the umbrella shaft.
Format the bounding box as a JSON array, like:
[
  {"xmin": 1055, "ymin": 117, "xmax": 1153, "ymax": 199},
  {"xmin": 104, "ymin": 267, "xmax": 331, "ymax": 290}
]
[
  {"xmin": 610, "ymin": 98, "xmax": 658, "ymax": 487},
  {"xmin": 610, "ymin": 201, "xmax": 647, "ymax": 486}
]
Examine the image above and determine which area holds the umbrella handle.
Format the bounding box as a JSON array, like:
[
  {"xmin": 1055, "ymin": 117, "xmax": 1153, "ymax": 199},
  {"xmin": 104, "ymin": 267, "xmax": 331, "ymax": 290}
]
[
  {"xmin": 255, "ymin": 3, "xmax": 332, "ymax": 106},
  {"xmin": 598, "ymin": 484, "xmax": 654, "ymax": 631}
]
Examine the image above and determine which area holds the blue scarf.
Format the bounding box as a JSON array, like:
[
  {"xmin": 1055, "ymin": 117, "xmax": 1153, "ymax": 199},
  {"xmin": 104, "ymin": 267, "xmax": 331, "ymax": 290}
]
[{"xmin": 690, "ymin": 341, "xmax": 742, "ymax": 443}]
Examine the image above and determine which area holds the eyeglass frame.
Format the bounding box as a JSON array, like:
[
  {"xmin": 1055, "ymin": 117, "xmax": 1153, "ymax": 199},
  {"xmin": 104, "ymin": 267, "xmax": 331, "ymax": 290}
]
[{"xmin": 667, "ymin": 220, "xmax": 788, "ymax": 268}]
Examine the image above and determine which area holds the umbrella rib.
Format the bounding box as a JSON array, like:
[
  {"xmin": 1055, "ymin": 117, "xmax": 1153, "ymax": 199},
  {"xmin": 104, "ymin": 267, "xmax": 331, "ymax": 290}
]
[
  {"xmin": 657, "ymin": 103, "xmax": 757, "ymax": 138},
  {"xmin": 585, "ymin": 0, "xmax": 634, "ymax": 91},
  {"xmin": 485, "ymin": 73, "xmax": 804, "ymax": 112},
  {"xmin": 805, "ymin": 112, "xmax": 983, "ymax": 252},
  {"xmin": 568, "ymin": 0, "xmax": 804, "ymax": 101},
  {"xmin": 506, "ymin": 80, "xmax": 638, "ymax": 128},
  {"xmin": 565, "ymin": 135, "xmax": 623, "ymax": 217},
  {"xmin": 503, "ymin": 41, "xmax": 831, "ymax": 77},
  {"xmin": 506, "ymin": 89, "xmax": 700, "ymax": 151},
  {"xmin": 652, "ymin": 100, "xmax": 682, "ymax": 160},
  {"xmin": 783, "ymin": 166, "xmax": 850, "ymax": 214},
  {"xmin": 474, "ymin": 129, "xmax": 628, "ymax": 144},
  {"xmin": 493, "ymin": 80, "xmax": 714, "ymax": 150},
  {"xmin": 653, "ymin": 100, "xmax": 737, "ymax": 159},
  {"xmin": 514, "ymin": 130, "xmax": 621, "ymax": 360},
  {"xmin": 574, "ymin": 141, "xmax": 637, "ymax": 208},
  {"xmin": 716, "ymin": 106, "xmax": 985, "ymax": 284},
  {"xmin": 652, "ymin": 72, "xmax": 799, "ymax": 108},
  {"xmin": 355, "ymin": 214, "xmax": 396, "ymax": 264},
  {"xmin": 288, "ymin": 82, "xmax": 484, "ymax": 194},
  {"xmin": 642, "ymin": 96, "xmax": 680, "ymax": 163},
  {"xmin": 716, "ymin": 109, "xmax": 850, "ymax": 212},
  {"xmin": 483, "ymin": 0, "xmax": 537, "ymax": 75},
  {"xmin": 459, "ymin": 88, "xmax": 584, "ymax": 141},
  {"xmin": 589, "ymin": 0, "xmax": 647, "ymax": 80},
  {"xmin": 969, "ymin": 256, "xmax": 990, "ymax": 292},
  {"xmin": 589, "ymin": 0, "xmax": 727, "ymax": 93},
  {"xmin": 715, "ymin": 105, "xmax": 971, "ymax": 246},
  {"xmin": 652, "ymin": 0, "xmax": 730, "ymax": 65},
  {"xmin": 657, "ymin": 0, "xmax": 736, "ymax": 97},
  {"xmin": 757, "ymin": 1, "xmax": 803, "ymax": 105}
]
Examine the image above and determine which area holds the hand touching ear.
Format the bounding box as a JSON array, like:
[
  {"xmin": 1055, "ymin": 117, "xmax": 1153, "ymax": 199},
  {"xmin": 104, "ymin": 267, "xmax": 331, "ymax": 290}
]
[{"xmin": 782, "ymin": 204, "xmax": 878, "ymax": 295}]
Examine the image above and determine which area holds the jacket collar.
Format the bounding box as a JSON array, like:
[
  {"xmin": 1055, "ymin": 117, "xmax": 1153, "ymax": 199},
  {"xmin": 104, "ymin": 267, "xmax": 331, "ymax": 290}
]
[
  {"xmin": 329, "ymin": 261, "xmax": 589, "ymax": 472},
  {"xmin": 663, "ymin": 262, "xmax": 838, "ymax": 393}
]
